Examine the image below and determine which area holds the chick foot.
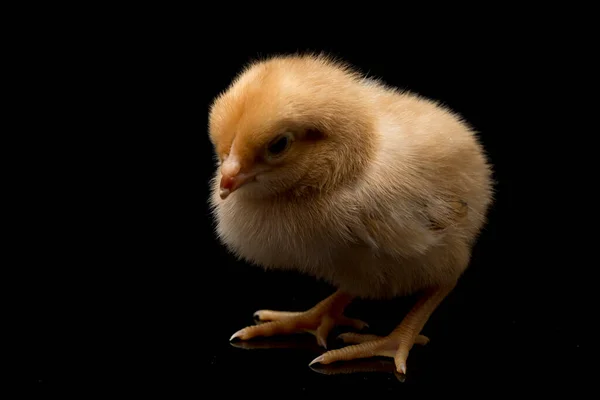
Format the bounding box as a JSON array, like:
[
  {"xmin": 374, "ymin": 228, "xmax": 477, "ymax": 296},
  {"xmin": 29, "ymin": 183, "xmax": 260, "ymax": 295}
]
[
  {"xmin": 309, "ymin": 284, "xmax": 455, "ymax": 374},
  {"xmin": 337, "ymin": 332, "xmax": 430, "ymax": 346},
  {"xmin": 309, "ymin": 331, "xmax": 430, "ymax": 374},
  {"xmin": 229, "ymin": 290, "xmax": 367, "ymax": 348}
]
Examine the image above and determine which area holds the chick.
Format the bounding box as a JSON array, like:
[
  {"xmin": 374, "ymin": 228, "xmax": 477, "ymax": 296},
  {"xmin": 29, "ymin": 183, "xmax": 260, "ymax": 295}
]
[{"xmin": 207, "ymin": 53, "xmax": 493, "ymax": 375}]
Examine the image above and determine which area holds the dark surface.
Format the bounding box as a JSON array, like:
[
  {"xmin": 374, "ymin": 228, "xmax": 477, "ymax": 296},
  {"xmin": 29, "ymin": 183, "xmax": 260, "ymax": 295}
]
[
  {"xmin": 28, "ymin": 17, "xmax": 588, "ymax": 395},
  {"xmin": 198, "ymin": 46, "xmax": 585, "ymax": 394}
]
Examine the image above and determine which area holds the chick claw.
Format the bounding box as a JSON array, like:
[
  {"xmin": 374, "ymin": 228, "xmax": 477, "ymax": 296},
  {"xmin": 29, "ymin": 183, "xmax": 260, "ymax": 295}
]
[
  {"xmin": 309, "ymin": 331, "xmax": 430, "ymax": 375},
  {"xmin": 229, "ymin": 292, "xmax": 367, "ymax": 349}
]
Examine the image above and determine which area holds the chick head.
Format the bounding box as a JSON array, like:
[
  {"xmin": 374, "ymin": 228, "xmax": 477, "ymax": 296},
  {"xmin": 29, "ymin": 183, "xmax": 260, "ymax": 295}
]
[{"xmin": 208, "ymin": 54, "xmax": 376, "ymax": 200}]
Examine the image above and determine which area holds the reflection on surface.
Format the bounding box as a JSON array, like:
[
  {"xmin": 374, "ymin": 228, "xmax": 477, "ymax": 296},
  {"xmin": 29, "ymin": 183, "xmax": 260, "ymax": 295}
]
[
  {"xmin": 229, "ymin": 333, "xmax": 323, "ymax": 352},
  {"xmin": 230, "ymin": 334, "xmax": 406, "ymax": 382},
  {"xmin": 310, "ymin": 358, "xmax": 407, "ymax": 382}
]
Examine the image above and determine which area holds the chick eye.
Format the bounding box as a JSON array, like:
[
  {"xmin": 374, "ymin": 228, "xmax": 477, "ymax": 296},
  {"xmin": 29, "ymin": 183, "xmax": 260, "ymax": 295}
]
[{"xmin": 266, "ymin": 132, "xmax": 293, "ymax": 158}]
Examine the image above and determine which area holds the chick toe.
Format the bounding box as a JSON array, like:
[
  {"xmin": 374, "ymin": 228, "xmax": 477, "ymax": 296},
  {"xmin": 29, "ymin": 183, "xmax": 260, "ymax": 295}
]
[{"xmin": 229, "ymin": 291, "xmax": 366, "ymax": 348}]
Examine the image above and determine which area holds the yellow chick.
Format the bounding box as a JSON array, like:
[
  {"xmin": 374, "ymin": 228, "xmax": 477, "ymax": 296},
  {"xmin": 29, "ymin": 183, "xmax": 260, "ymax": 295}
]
[{"xmin": 207, "ymin": 53, "xmax": 494, "ymax": 375}]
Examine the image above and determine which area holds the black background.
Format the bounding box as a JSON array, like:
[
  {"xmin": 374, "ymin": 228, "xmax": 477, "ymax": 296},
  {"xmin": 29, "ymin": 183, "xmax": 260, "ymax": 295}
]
[{"xmin": 25, "ymin": 8, "xmax": 589, "ymax": 396}]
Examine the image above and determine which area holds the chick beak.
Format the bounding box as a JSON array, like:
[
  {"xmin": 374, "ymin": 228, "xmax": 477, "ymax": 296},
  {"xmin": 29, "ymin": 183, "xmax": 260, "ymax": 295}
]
[{"xmin": 219, "ymin": 159, "xmax": 255, "ymax": 200}]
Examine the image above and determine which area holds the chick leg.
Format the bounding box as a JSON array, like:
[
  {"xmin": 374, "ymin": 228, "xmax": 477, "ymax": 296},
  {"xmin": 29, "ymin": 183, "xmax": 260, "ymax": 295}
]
[
  {"xmin": 309, "ymin": 284, "xmax": 454, "ymax": 374},
  {"xmin": 229, "ymin": 290, "xmax": 368, "ymax": 348}
]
